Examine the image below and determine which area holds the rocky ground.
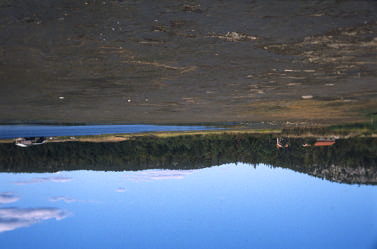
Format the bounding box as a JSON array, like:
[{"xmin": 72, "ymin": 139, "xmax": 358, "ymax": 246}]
[{"xmin": 1, "ymin": 0, "xmax": 377, "ymax": 124}]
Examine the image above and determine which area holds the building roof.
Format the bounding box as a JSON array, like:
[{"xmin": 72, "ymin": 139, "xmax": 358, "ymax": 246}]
[{"xmin": 314, "ymin": 141, "xmax": 335, "ymax": 146}]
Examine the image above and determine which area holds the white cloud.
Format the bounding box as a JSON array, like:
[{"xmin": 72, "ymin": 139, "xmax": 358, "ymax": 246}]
[
  {"xmin": 0, "ymin": 207, "xmax": 70, "ymax": 233},
  {"xmin": 49, "ymin": 196, "xmax": 77, "ymax": 203},
  {"xmin": 14, "ymin": 176, "xmax": 72, "ymax": 185},
  {"xmin": 49, "ymin": 177, "xmax": 72, "ymax": 183},
  {"xmin": 0, "ymin": 193, "xmax": 20, "ymax": 204},
  {"xmin": 122, "ymin": 170, "xmax": 193, "ymax": 182},
  {"xmin": 115, "ymin": 187, "xmax": 127, "ymax": 192}
]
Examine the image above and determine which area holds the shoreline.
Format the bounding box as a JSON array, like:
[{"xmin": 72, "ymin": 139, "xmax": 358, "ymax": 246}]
[{"xmin": 1, "ymin": 122, "xmax": 376, "ymax": 144}]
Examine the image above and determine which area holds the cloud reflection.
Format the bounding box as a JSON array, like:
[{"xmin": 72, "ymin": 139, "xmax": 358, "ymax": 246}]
[
  {"xmin": 0, "ymin": 207, "xmax": 70, "ymax": 233},
  {"xmin": 14, "ymin": 176, "xmax": 72, "ymax": 185},
  {"xmin": 122, "ymin": 170, "xmax": 193, "ymax": 182},
  {"xmin": 0, "ymin": 193, "xmax": 20, "ymax": 204}
]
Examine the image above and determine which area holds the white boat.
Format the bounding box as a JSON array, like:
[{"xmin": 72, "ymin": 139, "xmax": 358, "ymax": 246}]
[{"xmin": 15, "ymin": 137, "xmax": 46, "ymax": 147}]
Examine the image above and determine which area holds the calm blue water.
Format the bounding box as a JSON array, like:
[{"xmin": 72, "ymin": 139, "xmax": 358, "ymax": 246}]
[
  {"xmin": 0, "ymin": 124, "xmax": 221, "ymax": 139},
  {"xmin": 0, "ymin": 164, "xmax": 376, "ymax": 249}
]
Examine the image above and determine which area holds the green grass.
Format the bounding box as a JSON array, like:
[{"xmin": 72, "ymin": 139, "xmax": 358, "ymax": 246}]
[{"xmin": 328, "ymin": 116, "xmax": 377, "ymax": 135}]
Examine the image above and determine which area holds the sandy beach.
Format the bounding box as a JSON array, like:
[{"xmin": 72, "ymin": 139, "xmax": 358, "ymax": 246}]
[{"xmin": 1, "ymin": 0, "xmax": 377, "ymax": 125}]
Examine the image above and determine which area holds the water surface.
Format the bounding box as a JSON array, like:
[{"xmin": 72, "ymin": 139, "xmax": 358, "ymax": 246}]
[
  {"xmin": 0, "ymin": 124, "xmax": 220, "ymax": 139},
  {"xmin": 0, "ymin": 164, "xmax": 376, "ymax": 249}
]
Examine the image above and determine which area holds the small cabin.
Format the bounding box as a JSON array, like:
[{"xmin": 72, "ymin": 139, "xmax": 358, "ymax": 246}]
[{"xmin": 276, "ymin": 138, "xmax": 289, "ymax": 149}]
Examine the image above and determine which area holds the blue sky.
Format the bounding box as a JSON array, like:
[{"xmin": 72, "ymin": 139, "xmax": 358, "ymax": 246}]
[{"xmin": 0, "ymin": 164, "xmax": 376, "ymax": 249}]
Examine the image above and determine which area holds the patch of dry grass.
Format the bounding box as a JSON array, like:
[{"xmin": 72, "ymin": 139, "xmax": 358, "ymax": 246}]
[{"xmin": 238, "ymin": 99, "xmax": 375, "ymax": 123}]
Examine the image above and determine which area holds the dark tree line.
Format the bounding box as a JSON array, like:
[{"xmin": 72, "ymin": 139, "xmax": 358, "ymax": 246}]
[{"xmin": 0, "ymin": 133, "xmax": 376, "ymax": 175}]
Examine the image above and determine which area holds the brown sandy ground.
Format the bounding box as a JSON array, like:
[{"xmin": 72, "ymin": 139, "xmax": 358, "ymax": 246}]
[{"xmin": 0, "ymin": 0, "xmax": 376, "ymax": 125}]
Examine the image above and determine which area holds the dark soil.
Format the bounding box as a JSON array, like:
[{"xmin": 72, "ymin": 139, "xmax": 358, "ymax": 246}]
[{"xmin": 1, "ymin": 0, "xmax": 377, "ymax": 124}]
